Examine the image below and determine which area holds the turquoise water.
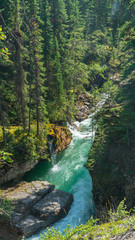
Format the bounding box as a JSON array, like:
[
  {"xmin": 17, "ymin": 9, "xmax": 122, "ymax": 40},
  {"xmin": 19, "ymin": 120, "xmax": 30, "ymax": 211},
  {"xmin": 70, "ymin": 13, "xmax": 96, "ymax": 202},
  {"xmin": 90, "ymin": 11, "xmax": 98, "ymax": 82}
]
[{"xmin": 24, "ymin": 113, "xmax": 97, "ymax": 240}]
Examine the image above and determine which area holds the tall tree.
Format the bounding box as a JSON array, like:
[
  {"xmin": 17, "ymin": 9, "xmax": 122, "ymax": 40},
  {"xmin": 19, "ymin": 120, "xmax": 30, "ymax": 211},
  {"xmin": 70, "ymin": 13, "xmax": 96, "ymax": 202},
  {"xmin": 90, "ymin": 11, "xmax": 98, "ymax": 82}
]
[
  {"xmin": 27, "ymin": 0, "xmax": 47, "ymax": 135},
  {"xmin": 0, "ymin": 27, "xmax": 13, "ymax": 145},
  {"xmin": 10, "ymin": 0, "xmax": 28, "ymax": 128},
  {"xmin": 40, "ymin": 0, "xmax": 53, "ymax": 65},
  {"xmin": 66, "ymin": 0, "xmax": 82, "ymax": 32},
  {"xmin": 50, "ymin": 0, "xmax": 68, "ymax": 54}
]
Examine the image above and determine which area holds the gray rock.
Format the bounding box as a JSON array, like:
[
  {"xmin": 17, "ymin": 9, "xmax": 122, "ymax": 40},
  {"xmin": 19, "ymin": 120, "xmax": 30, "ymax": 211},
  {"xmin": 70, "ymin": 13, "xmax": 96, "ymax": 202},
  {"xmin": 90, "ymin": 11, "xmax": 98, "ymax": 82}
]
[
  {"xmin": 11, "ymin": 212, "xmax": 23, "ymax": 225},
  {"xmin": 32, "ymin": 189, "xmax": 73, "ymax": 224},
  {"xmin": 14, "ymin": 215, "xmax": 45, "ymax": 237},
  {"xmin": 1, "ymin": 181, "xmax": 73, "ymax": 238},
  {"xmin": 4, "ymin": 181, "xmax": 55, "ymax": 215},
  {"xmin": 0, "ymin": 159, "xmax": 39, "ymax": 186}
]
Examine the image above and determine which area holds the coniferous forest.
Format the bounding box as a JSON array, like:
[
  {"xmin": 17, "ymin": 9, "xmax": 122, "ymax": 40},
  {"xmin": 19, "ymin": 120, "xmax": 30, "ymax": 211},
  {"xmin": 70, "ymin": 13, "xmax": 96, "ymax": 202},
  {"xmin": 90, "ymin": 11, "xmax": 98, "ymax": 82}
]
[
  {"xmin": 0, "ymin": 0, "xmax": 134, "ymax": 131},
  {"xmin": 0, "ymin": 0, "xmax": 135, "ymax": 239}
]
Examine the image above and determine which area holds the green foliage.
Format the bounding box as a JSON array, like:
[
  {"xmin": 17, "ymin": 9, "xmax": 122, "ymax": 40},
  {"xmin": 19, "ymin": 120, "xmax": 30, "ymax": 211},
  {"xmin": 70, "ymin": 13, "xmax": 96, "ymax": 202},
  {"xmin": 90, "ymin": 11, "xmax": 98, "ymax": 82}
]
[
  {"xmin": 0, "ymin": 192, "xmax": 13, "ymax": 221},
  {"xmin": 101, "ymin": 79, "xmax": 118, "ymax": 97},
  {"xmin": 0, "ymin": 125, "xmax": 49, "ymax": 165},
  {"xmin": 32, "ymin": 212, "xmax": 135, "ymax": 240},
  {"xmin": 0, "ymin": 26, "xmax": 11, "ymax": 63},
  {"xmin": 64, "ymin": 28, "xmax": 89, "ymax": 94},
  {"xmin": 0, "ymin": 151, "xmax": 13, "ymax": 167},
  {"xmin": 90, "ymin": 86, "xmax": 100, "ymax": 103},
  {"xmin": 39, "ymin": 218, "xmax": 97, "ymax": 240},
  {"xmin": 108, "ymin": 198, "xmax": 129, "ymax": 221},
  {"xmin": 87, "ymin": 114, "xmax": 108, "ymax": 171},
  {"xmin": 85, "ymin": 30, "xmax": 112, "ymax": 88}
]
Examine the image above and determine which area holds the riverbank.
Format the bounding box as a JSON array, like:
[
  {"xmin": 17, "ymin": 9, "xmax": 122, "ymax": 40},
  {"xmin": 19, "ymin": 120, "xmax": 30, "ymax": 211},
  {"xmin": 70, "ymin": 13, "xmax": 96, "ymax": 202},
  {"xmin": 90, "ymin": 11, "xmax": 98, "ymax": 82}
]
[
  {"xmin": 0, "ymin": 181, "xmax": 73, "ymax": 239},
  {"xmin": 0, "ymin": 91, "xmax": 95, "ymax": 239},
  {"xmin": 0, "ymin": 124, "xmax": 72, "ymax": 186},
  {"xmin": 0, "ymin": 91, "xmax": 93, "ymax": 187},
  {"xmin": 87, "ymin": 77, "xmax": 135, "ymax": 218},
  {"xmin": 30, "ymin": 202, "xmax": 135, "ymax": 240}
]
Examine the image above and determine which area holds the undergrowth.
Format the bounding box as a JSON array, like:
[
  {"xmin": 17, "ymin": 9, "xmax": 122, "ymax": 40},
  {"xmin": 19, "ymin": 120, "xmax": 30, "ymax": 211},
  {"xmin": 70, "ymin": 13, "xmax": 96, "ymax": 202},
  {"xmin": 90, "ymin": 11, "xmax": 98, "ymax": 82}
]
[
  {"xmin": 0, "ymin": 192, "xmax": 13, "ymax": 222},
  {"xmin": 30, "ymin": 200, "xmax": 135, "ymax": 240},
  {"xmin": 0, "ymin": 124, "xmax": 49, "ymax": 165}
]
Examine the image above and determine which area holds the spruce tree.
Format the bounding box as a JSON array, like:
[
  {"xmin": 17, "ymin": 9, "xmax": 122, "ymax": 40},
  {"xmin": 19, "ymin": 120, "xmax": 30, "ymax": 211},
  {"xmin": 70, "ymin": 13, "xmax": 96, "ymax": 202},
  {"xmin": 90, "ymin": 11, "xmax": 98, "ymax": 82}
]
[
  {"xmin": 40, "ymin": 0, "xmax": 53, "ymax": 65},
  {"xmin": 10, "ymin": 0, "xmax": 28, "ymax": 129},
  {"xmin": 54, "ymin": 36, "xmax": 64, "ymax": 102},
  {"xmin": 50, "ymin": 0, "xmax": 68, "ymax": 54},
  {"xmin": 67, "ymin": 0, "xmax": 82, "ymax": 32},
  {"xmin": 27, "ymin": 0, "xmax": 47, "ymax": 135}
]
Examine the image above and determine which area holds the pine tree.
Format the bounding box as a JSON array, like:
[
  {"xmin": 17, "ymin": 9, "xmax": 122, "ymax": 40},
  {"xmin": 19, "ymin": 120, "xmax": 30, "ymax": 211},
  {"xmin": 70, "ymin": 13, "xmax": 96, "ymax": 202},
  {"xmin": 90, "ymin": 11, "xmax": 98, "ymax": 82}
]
[
  {"xmin": 50, "ymin": 0, "xmax": 68, "ymax": 54},
  {"xmin": 27, "ymin": 0, "xmax": 47, "ymax": 135},
  {"xmin": 66, "ymin": 0, "xmax": 82, "ymax": 32},
  {"xmin": 46, "ymin": 36, "xmax": 66, "ymax": 123},
  {"xmin": 54, "ymin": 36, "xmax": 64, "ymax": 102},
  {"xmin": 40, "ymin": 0, "xmax": 53, "ymax": 65},
  {"xmin": 64, "ymin": 30, "xmax": 89, "ymax": 95},
  {"xmin": 85, "ymin": 0, "xmax": 113, "ymax": 35},
  {"xmin": 0, "ymin": 27, "xmax": 13, "ymax": 145},
  {"xmin": 10, "ymin": 0, "xmax": 28, "ymax": 129},
  {"xmin": 85, "ymin": 0, "xmax": 97, "ymax": 34}
]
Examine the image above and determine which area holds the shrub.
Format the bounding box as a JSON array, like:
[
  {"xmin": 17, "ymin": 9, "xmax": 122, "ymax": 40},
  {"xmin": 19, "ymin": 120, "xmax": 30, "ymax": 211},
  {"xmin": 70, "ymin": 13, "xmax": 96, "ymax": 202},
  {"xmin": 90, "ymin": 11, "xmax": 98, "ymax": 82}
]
[
  {"xmin": 0, "ymin": 151, "xmax": 13, "ymax": 168},
  {"xmin": 108, "ymin": 198, "xmax": 129, "ymax": 221},
  {"xmin": 0, "ymin": 192, "xmax": 13, "ymax": 221}
]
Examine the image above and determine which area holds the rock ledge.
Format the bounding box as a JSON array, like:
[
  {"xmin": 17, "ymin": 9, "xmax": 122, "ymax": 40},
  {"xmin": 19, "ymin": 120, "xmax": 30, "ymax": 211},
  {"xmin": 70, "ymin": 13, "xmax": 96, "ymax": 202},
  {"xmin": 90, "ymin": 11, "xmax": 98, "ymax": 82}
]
[{"xmin": 0, "ymin": 181, "xmax": 73, "ymax": 238}]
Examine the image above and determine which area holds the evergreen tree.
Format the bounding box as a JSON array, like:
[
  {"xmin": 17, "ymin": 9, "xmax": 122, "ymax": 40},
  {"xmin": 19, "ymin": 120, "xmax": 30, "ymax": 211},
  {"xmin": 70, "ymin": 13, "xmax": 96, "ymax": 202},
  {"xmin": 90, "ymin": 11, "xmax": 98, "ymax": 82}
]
[
  {"xmin": 50, "ymin": 0, "xmax": 68, "ymax": 54},
  {"xmin": 54, "ymin": 36, "xmax": 64, "ymax": 102},
  {"xmin": 85, "ymin": 0, "xmax": 113, "ymax": 35},
  {"xmin": 64, "ymin": 29, "xmax": 89, "ymax": 95},
  {"xmin": 10, "ymin": 0, "xmax": 28, "ymax": 129},
  {"xmin": 66, "ymin": 0, "xmax": 82, "ymax": 32},
  {"xmin": 0, "ymin": 28, "xmax": 9, "ymax": 145},
  {"xmin": 46, "ymin": 36, "xmax": 66, "ymax": 123},
  {"xmin": 27, "ymin": 0, "xmax": 47, "ymax": 135},
  {"xmin": 40, "ymin": 0, "xmax": 53, "ymax": 65}
]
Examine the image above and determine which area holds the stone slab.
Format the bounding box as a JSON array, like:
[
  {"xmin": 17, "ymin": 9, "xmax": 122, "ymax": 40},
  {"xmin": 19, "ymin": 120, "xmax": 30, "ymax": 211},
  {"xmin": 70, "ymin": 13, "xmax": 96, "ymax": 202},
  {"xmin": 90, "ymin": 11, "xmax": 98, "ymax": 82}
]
[
  {"xmin": 2, "ymin": 181, "xmax": 55, "ymax": 214},
  {"xmin": 1, "ymin": 182, "xmax": 73, "ymax": 238},
  {"xmin": 32, "ymin": 189, "xmax": 73, "ymax": 223},
  {"xmin": 14, "ymin": 215, "xmax": 45, "ymax": 237}
]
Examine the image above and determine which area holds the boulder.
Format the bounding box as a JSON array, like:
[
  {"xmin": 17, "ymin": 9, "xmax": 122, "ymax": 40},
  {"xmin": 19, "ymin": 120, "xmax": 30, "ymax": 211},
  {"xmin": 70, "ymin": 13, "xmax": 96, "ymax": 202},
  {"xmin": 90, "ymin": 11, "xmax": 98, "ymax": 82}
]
[
  {"xmin": 0, "ymin": 159, "xmax": 39, "ymax": 186},
  {"xmin": 32, "ymin": 189, "xmax": 73, "ymax": 222},
  {"xmin": 14, "ymin": 215, "xmax": 46, "ymax": 237},
  {"xmin": 0, "ymin": 181, "xmax": 73, "ymax": 238},
  {"xmin": 76, "ymin": 112, "xmax": 88, "ymax": 121}
]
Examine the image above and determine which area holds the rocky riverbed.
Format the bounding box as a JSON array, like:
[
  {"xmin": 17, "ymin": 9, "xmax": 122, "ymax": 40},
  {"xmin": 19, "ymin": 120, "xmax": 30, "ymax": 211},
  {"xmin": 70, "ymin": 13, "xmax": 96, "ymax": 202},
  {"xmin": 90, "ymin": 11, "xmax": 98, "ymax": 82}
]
[{"xmin": 75, "ymin": 92, "xmax": 92, "ymax": 121}]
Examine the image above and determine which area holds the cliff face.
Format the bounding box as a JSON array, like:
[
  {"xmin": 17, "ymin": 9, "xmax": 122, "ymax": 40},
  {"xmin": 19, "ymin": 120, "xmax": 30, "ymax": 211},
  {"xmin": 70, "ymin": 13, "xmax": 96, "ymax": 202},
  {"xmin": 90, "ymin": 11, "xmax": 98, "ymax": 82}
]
[
  {"xmin": 90, "ymin": 140, "xmax": 135, "ymax": 217},
  {"xmin": 0, "ymin": 125, "xmax": 72, "ymax": 186},
  {"xmin": 88, "ymin": 93, "xmax": 135, "ymax": 217},
  {"xmin": 0, "ymin": 159, "xmax": 39, "ymax": 186},
  {"xmin": 48, "ymin": 124, "xmax": 72, "ymax": 153}
]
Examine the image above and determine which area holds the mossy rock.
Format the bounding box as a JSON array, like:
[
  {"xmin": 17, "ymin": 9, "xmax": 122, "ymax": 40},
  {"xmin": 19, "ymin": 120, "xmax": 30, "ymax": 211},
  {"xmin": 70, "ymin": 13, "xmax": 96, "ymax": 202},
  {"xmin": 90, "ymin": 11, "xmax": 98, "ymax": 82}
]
[{"xmin": 47, "ymin": 124, "xmax": 72, "ymax": 153}]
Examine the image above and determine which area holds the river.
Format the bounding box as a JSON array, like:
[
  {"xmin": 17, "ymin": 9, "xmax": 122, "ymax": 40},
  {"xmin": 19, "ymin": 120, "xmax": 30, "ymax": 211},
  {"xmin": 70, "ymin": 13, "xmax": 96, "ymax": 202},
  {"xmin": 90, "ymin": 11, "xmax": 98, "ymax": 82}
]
[{"xmin": 24, "ymin": 97, "xmax": 106, "ymax": 240}]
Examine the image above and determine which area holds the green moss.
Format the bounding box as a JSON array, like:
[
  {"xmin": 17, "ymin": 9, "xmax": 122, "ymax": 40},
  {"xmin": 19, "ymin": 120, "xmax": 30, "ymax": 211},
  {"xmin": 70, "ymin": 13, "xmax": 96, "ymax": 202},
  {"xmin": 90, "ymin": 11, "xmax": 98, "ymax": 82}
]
[{"xmin": 48, "ymin": 124, "xmax": 72, "ymax": 153}]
